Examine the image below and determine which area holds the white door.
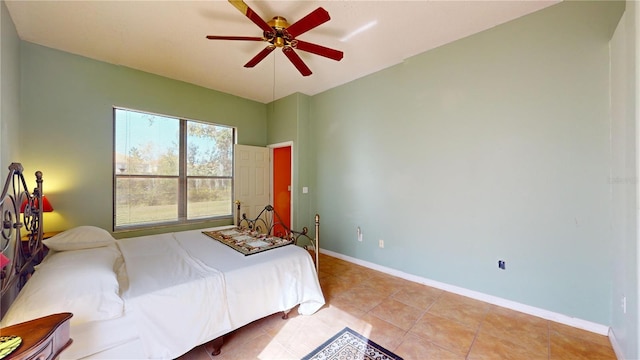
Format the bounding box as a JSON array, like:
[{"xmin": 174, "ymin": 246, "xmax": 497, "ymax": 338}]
[{"xmin": 234, "ymin": 144, "xmax": 269, "ymax": 224}]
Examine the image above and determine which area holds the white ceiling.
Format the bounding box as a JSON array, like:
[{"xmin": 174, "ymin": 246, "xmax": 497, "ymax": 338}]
[{"xmin": 5, "ymin": 0, "xmax": 559, "ymax": 104}]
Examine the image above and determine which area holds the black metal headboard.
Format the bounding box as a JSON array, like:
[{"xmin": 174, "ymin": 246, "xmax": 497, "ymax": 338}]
[{"xmin": 0, "ymin": 163, "xmax": 44, "ymax": 299}]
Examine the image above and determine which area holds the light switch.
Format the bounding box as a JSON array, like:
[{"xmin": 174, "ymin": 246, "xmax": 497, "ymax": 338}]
[{"xmin": 302, "ymin": 187, "xmax": 309, "ymax": 194}]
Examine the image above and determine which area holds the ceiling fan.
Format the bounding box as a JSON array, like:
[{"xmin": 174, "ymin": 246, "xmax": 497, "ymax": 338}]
[{"xmin": 206, "ymin": 0, "xmax": 344, "ymax": 76}]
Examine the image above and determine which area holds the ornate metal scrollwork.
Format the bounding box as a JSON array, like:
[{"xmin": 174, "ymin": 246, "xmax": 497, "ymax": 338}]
[
  {"xmin": 1, "ymin": 196, "xmax": 16, "ymax": 251},
  {"xmin": 0, "ymin": 164, "xmax": 44, "ymax": 296},
  {"xmin": 234, "ymin": 201, "xmax": 320, "ymax": 272},
  {"xmin": 237, "ymin": 203, "xmax": 287, "ymax": 237},
  {"xmin": 0, "ymin": 194, "xmax": 17, "ymax": 284}
]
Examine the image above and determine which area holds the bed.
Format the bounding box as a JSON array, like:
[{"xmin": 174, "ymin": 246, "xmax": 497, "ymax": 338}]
[{"xmin": 0, "ymin": 163, "xmax": 325, "ymax": 359}]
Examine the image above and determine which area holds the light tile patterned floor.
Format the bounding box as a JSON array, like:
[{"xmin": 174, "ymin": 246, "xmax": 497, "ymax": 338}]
[{"xmin": 178, "ymin": 253, "xmax": 617, "ymax": 360}]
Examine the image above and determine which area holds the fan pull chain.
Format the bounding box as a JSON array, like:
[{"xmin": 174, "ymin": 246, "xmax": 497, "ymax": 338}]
[{"xmin": 272, "ymin": 53, "xmax": 276, "ymax": 103}]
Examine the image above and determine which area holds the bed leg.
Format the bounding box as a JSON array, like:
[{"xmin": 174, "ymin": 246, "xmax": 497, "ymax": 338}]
[
  {"xmin": 210, "ymin": 336, "xmax": 224, "ymax": 356},
  {"xmin": 282, "ymin": 309, "xmax": 291, "ymax": 320}
]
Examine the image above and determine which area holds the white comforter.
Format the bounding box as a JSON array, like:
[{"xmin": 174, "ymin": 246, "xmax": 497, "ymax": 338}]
[
  {"xmin": 117, "ymin": 233, "xmax": 232, "ymax": 359},
  {"xmin": 174, "ymin": 229, "xmax": 325, "ymax": 321},
  {"xmin": 116, "ymin": 228, "xmax": 325, "ymax": 359}
]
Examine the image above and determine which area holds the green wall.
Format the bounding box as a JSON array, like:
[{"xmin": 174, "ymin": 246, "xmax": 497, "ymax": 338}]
[
  {"xmin": 19, "ymin": 42, "xmax": 267, "ymax": 236},
  {"xmin": 0, "ymin": 0, "xmax": 22, "ymax": 317},
  {"xmin": 0, "ymin": 0, "xmax": 21, "ymax": 170},
  {"xmin": 310, "ymin": 1, "xmax": 623, "ymax": 325},
  {"xmin": 267, "ymin": 93, "xmax": 314, "ymax": 233},
  {"xmin": 610, "ymin": 1, "xmax": 639, "ymax": 358}
]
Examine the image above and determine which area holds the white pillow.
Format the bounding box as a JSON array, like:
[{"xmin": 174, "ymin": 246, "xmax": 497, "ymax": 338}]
[
  {"xmin": 0, "ymin": 244, "xmax": 124, "ymax": 327},
  {"xmin": 43, "ymin": 226, "xmax": 115, "ymax": 251}
]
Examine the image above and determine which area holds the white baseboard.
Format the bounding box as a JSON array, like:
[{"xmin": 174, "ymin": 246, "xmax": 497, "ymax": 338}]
[
  {"xmin": 609, "ymin": 328, "xmax": 625, "ymax": 360},
  {"xmin": 320, "ymin": 249, "xmax": 610, "ymax": 336}
]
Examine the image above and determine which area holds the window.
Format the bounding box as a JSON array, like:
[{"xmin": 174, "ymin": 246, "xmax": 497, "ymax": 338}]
[{"xmin": 114, "ymin": 108, "xmax": 234, "ymax": 230}]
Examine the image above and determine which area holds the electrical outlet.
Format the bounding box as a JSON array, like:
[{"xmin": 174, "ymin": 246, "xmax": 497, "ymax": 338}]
[
  {"xmin": 379, "ymin": 239, "xmax": 384, "ymax": 248},
  {"xmin": 498, "ymin": 260, "xmax": 506, "ymax": 270},
  {"xmin": 357, "ymin": 227, "xmax": 362, "ymax": 242},
  {"xmin": 622, "ymin": 296, "xmax": 627, "ymax": 314}
]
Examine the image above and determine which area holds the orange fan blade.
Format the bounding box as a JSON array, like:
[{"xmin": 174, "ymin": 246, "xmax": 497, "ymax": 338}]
[
  {"xmin": 282, "ymin": 47, "xmax": 311, "ymax": 76},
  {"xmin": 228, "ymin": 0, "xmax": 274, "ymax": 36},
  {"xmin": 206, "ymin": 35, "xmax": 265, "ymax": 41},
  {"xmin": 293, "ymin": 40, "xmax": 343, "ymax": 61},
  {"xmin": 245, "ymin": 45, "xmax": 276, "ymax": 68},
  {"xmin": 284, "ymin": 7, "xmax": 330, "ymax": 39}
]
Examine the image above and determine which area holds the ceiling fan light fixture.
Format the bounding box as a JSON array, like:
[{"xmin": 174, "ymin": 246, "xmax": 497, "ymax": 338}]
[
  {"xmin": 268, "ymin": 16, "xmax": 290, "ymax": 31},
  {"xmin": 206, "ymin": 0, "xmax": 343, "ymax": 76}
]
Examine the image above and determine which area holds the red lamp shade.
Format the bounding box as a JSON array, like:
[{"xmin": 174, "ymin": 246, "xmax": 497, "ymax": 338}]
[
  {"xmin": 20, "ymin": 196, "xmax": 54, "ymax": 213},
  {"xmin": 0, "ymin": 253, "xmax": 10, "ymax": 268}
]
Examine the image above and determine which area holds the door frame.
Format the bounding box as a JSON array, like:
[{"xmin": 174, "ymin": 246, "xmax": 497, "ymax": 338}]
[{"xmin": 268, "ymin": 141, "xmax": 294, "ymax": 229}]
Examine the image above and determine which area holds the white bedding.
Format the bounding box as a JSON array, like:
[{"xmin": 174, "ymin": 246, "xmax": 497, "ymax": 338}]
[
  {"xmin": 41, "ymin": 226, "xmax": 325, "ymax": 359},
  {"xmin": 174, "ymin": 228, "xmax": 325, "ymax": 321},
  {"xmin": 63, "ymin": 314, "xmax": 141, "ymax": 359},
  {"xmin": 117, "ymin": 232, "xmax": 233, "ymax": 359}
]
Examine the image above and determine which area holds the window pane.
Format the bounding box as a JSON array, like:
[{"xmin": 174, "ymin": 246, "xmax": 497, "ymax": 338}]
[
  {"xmin": 187, "ymin": 178, "xmax": 232, "ymax": 219},
  {"xmin": 114, "ymin": 107, "xmax": 234, "ymax": 230},
  {"xmin": 115, "ymin": 109, "xmax": 179, "ymax": 176},
  {"xmin": 115, "ymin": 177, "xmax": 179, "ymax": 227},
  {"xmin": 187, "ymin": 122, "xmax": 233, "ymax": 177}
]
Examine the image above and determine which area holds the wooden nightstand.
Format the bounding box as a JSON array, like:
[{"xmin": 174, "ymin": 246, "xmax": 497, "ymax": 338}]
[{"xmin": 0, "ymin": 312, "xmax": 73, "ymax": 360}]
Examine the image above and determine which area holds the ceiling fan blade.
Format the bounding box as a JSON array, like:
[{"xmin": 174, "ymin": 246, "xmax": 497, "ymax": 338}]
[
  {"xmin": 244, "ymin": 46, "xmax": 276, "ymax": 68},
  {"xmin": 228, "ymin": 0, "xmax": 274, "ymax": 36},
  {"xmin": 284, "ymin": 7, "xmax": 330, "ymax": 39},
  {"xmin": 206, "ymin": 35, "xmax": 265, "ymax": 41},
  {"xmin": 282, "ymin": 47, "xmax": 312, "ymax": 76},
  {"xmin": 293, "ymin": 40, "xmax": 343, "ymax": 61}
]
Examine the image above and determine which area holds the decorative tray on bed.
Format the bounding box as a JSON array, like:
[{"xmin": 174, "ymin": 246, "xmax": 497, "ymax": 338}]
[{"xmin": 202, "ymin": 228, "xmax": 293, "ymax": 256}]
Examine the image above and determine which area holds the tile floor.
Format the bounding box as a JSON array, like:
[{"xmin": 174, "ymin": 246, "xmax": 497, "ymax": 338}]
[{"xmin": 178, "ymin": 253, "xmax": 617, "ymax": 360}]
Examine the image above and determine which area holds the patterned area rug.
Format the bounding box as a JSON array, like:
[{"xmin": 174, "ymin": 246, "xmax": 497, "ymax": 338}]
[{"xmin": 302, "ymin": 327, "xmax": 404, "ymax": 360}]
